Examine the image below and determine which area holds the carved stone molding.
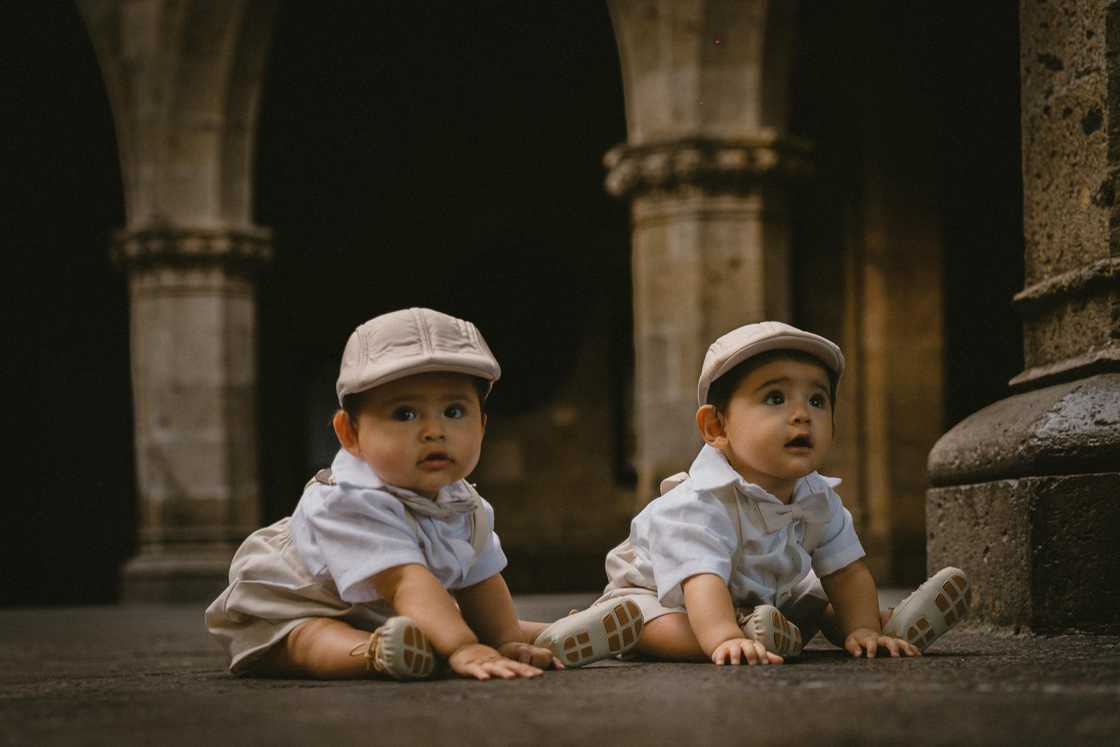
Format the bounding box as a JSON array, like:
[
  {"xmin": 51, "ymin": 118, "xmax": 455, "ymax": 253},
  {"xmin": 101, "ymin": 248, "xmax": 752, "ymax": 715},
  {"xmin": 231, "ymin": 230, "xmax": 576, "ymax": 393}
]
[
  {"xmin": 1012, "ymin": 257, "xmax": 1120, "ymax": 315},
  {"xmin": 112, "ymin": 225, "xmax": 273, "ymax": 275},
  {"xmin": 603, "ymin": 134, "xmax": 813, "ymax": 199}
]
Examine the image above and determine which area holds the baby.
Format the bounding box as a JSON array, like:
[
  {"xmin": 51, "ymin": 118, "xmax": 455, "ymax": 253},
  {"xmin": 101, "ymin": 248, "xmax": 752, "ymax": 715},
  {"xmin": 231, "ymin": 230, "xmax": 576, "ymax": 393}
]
[
  {"xmin": 206, "ymin": 308, "xmax": 636, "ymax": 680},
  {"xmin": 537, "ymin": 321, "xmax": 970, "ymax": 665}
]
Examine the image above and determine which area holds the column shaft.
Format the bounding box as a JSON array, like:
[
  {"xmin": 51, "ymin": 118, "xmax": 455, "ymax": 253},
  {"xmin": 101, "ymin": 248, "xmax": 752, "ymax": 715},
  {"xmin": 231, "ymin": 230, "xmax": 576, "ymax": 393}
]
[
  {"xmin": 606, "ymin": 0, "xmax": 805, "ymax": 502},
  {"xmin": 78, "ymin": 0, "xmax": 277, "ymax": 600}
]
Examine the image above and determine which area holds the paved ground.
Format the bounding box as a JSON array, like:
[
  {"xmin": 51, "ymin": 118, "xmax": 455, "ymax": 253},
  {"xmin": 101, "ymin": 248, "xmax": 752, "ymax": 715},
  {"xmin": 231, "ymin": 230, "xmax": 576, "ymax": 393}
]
[{"xmin": 2, "ymin": 594, "xmax": 1118, "ymax": 746}]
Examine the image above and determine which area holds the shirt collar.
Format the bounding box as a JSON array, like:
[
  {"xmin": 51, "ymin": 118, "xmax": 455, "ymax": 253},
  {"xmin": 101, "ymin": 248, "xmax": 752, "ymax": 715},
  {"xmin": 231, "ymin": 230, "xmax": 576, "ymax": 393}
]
[
  {"xmin": 687, "ymin": 444, "xmax": 841, "ymax": 504},
  {"xmin": 329, "ymin": 448, "xmax": 472, "ymax": 505}
]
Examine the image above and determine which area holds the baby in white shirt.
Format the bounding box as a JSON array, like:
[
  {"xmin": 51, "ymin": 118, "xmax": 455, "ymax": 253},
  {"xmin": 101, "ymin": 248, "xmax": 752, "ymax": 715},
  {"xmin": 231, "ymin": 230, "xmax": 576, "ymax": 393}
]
[
  {"xmin": 207, "ymin": 308, "xmax": 634, "ymax": 680},
  {"xmin": 535, "ymin": 321, "xmax": 971, "ymax": 666}
]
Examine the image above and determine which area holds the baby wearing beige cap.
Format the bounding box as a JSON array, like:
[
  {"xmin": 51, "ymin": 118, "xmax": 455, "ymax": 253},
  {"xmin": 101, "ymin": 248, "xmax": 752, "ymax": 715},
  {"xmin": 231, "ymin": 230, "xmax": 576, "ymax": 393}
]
[
  {"xmin": 536, "ymin": 321, "xmax": 970, "ymax": 666},
  {"xmin": 206, "ymin": 308, "xmax": 635, "ymax": 680}
]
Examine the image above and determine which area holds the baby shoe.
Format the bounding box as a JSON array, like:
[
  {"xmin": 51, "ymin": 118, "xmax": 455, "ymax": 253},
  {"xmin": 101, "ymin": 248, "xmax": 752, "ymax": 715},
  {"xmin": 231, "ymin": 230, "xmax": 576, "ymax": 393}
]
[
  {"xmin": 737, "ymin": 604, "xmax": 803, "ymax": 657},
  {"xmin": 350, "ymin": 616, "xmax": 435, "ymax": 680},
  {"xmin": 883, "ymin": 566, "xmax": 971, "ymax": 652},
  {"xmin": 534, "ymin": 599, "xmax": 644, "ymax": 667}
]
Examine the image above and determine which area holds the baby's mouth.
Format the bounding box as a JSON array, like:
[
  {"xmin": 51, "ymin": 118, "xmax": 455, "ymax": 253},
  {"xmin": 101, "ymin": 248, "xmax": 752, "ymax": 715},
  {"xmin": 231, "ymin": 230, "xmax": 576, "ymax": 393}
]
[
  {"xmin": 418, "ymin": 452, "xmax": 453, "ymax": 466},
  {"xmin": 785, "ymin": 435, "xmax": 813, "ymax": 449}
]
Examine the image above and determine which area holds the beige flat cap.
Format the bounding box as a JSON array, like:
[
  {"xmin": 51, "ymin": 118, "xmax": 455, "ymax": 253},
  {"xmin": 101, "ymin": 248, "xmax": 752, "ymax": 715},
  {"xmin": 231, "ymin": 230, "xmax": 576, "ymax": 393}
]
[
  {"xmin": 697, "ymin": 321, "xmax": 844, "ymax": 406},
  {"xmin": 336, "ymin": 308, "xmax": 501, "ymax": 405}
]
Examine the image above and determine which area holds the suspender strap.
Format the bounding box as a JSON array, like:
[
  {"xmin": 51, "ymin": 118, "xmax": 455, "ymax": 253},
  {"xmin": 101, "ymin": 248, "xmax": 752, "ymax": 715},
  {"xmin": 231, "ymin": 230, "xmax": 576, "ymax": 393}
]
[{"xmin": 715, "ymin": 489, "xmax": 744, "ymax": 571}]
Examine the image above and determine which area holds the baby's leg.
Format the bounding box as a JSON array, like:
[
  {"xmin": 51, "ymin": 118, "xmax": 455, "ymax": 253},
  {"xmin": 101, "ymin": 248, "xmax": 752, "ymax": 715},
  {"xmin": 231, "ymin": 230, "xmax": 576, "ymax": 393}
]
[
  {"xmin": 635, "ymin": 612, "xmax": 708, "ymax": 661},
  {"xmin": 257, "ymin": 618, "xmax": 378, "ymax": 679}
]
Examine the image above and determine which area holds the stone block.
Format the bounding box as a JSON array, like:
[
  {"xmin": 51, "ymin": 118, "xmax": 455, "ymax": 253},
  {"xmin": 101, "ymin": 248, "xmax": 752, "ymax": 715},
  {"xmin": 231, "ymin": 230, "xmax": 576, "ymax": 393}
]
[{"xmin": 928, "ymin": 473, "xmax": 1120, "ymax": 633}]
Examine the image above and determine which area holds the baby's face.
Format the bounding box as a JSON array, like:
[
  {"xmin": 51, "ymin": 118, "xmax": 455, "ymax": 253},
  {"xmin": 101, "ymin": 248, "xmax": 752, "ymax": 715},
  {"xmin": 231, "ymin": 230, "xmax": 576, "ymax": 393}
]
[
  {"xmin": 345, "ymin": 372, "xmax": 485, "ymax": 499},
  {"xmin": 719, "ymin": 357, "xmax": 834, "ymax": 499}
]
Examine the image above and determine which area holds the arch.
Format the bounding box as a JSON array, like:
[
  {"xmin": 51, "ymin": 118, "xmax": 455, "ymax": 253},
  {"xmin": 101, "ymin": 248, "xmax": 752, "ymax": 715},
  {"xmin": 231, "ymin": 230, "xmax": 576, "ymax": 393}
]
[{"xmin": 77, "ymin": 0, "xmax": 277, "ymax": 228}]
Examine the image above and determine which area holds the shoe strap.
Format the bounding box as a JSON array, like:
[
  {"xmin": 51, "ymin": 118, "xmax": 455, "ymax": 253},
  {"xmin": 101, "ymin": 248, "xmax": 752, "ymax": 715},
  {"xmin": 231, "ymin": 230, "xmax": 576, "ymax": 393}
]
[{"xmin": 348, "ymin": 629, "xmax": 386, "ymax": 674}]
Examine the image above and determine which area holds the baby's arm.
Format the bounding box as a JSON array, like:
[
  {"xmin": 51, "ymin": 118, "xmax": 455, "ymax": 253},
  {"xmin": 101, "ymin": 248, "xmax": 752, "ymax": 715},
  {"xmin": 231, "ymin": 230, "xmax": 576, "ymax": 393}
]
[
  {"xmin": 682, "ymin": 573, "xmax": 783, "ymax": 665},
  {"xmin": 454, "ymin": 573, "xmax": 558, "ymax": 669},
  {"xmin": 820, "ymin": 560, "xmax": 920, "ymax": 658},
  {"xmin": 373, "ymin": 563, "xmax": 543, "ymax": 679}
]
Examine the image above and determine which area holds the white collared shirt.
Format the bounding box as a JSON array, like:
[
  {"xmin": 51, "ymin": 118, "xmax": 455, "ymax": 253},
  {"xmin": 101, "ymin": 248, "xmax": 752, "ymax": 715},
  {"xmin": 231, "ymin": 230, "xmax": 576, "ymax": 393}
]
[
  {"xmin": 289, "ymin": 449, "xmax": 507, "ymax": 604},
  {"xmin": 612, "ymin": 445, "xmax": 865, "ymax": 609}
]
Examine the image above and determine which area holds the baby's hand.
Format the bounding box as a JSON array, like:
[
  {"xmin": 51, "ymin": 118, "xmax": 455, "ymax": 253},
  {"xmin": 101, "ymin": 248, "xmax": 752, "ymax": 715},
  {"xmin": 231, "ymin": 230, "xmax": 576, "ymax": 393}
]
[
  {"xmin": 448, "ymin": 642, "xmax": 544, "ymax": 680},
  {"xmin": 844, "ymin": 628, "xmax": 921, "ymax": 658},
  {"xmin": 497, "ymin": 641, "xmax": 564, "ymax": 670},
  {"xmin": 711, "ymin": 637, "xmax": 784, "ymax": 666}
]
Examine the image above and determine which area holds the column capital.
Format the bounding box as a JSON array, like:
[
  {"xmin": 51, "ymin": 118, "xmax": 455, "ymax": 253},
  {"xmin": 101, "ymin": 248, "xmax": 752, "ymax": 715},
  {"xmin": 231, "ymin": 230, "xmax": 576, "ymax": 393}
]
[
  {"xmin": 603, "ymin": 133, "xmax": 813, "ymax": 200},
  {"xmin": 111, "ymin": 225, "xmax": 273, "ymax": 275}
]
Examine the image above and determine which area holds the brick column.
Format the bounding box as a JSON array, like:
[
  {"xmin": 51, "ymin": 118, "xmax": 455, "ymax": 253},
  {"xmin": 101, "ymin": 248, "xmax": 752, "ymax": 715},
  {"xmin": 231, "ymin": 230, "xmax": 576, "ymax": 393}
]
[
  {"xmin": 605, "ymin": 0, "xmax": 807, "ymax": 503},
  {"xmin": 927, "ymin": 0, "xmax": 1120, "ymax": 632}
]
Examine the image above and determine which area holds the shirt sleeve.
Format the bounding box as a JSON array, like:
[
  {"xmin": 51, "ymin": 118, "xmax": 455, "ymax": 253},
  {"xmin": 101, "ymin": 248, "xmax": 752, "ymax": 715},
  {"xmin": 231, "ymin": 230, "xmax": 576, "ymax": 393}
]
[
  {"xmin": 648, "ymin": 492, "xmax": 739, "ymax": 608},
  {"xmin": 459, "ymin": 497, "xmax": 508, "ymax": 588},
  {"xmin": 302, "ymin": 486, "xmax": 427, "ymax": 603},
  {"xmin": 809, "ymin": 485, "xmax": 866, "ymax": 577}
]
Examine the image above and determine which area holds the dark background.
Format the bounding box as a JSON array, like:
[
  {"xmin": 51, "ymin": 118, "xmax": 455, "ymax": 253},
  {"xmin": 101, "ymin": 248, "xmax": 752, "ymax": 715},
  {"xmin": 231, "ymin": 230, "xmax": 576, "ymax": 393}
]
[{"xmin": 2, "ymin": 1, "xmax": 1021, "ymax": 605}]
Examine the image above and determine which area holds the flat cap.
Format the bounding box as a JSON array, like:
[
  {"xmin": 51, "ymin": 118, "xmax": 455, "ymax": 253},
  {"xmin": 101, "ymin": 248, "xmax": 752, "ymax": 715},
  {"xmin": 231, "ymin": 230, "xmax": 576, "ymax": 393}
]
[
  {"xmin": 697, "ymin": 321, "xmax": 844, "ymax": 406},
  {"xmin": 336, "ymin": 308, "xmax": 500, "ymax": 405}
]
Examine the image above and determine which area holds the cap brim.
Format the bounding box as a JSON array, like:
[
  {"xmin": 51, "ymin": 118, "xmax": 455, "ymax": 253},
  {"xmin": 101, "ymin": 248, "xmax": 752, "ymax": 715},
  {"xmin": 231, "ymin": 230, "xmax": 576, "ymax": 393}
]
[{"xmin": 698, "ymin": 334, "xmax": 844, "ymax": 405}]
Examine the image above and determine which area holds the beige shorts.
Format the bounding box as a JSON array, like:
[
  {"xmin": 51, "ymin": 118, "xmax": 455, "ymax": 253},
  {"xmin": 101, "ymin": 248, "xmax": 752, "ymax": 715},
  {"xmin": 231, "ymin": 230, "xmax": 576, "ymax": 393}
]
[
  {"xmin": 204, "ymin": 518, "xmax": 394, "ymax": 674},
  {"xmin": 593, "ymin": 570, "xmax": 830, "ymax": 642}
]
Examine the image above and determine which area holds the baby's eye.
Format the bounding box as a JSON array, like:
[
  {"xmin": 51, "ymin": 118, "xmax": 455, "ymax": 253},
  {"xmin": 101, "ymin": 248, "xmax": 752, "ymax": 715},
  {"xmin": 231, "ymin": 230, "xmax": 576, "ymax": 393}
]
[
  {"xmin": 444, "ymin": 403, "xmax": 466, "ymax": 419},
  {"xmin": 810, "ymin": 394, "xmax": 828, "ymax": 409},
  {"xmin": 391, "ymin": 406, "xmax": 418, "ymax": 422},
  {"xmin": 763, "ymin": 391, "xmax": 785, "ymax": 405}
]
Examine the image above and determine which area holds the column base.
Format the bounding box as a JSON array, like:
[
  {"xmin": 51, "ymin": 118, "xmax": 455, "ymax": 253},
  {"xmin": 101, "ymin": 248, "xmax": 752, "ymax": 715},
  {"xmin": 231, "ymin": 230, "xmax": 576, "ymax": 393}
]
[
  {"xmin": 119, "ymin": 548, "xmax": 234, "ymax": 604},
  {"xmin": 928, "ymin": 473, "xmax": 1120, "ymax": 633},
  {"xmin": 927, "ymin": 374, "xmax": 1120, "ymax": 633}
]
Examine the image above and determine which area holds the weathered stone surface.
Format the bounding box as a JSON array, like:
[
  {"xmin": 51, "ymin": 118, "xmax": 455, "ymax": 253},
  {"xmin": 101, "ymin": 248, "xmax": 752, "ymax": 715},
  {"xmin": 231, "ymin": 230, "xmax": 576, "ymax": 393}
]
[
  {"xmin": 928, "ymin": 473, "xmax": 1120, "ymax": 632},
  {"xmin": 1019, "ymin": 0, "xmax": 1110, "ymax": 286},
  {"xmin": 929, "ymin": 374, "xmax": 1120, "ymax": 486},
  {"xmin": 928, "ymin": 480, "xmax": 1033, "ymax": 629}
]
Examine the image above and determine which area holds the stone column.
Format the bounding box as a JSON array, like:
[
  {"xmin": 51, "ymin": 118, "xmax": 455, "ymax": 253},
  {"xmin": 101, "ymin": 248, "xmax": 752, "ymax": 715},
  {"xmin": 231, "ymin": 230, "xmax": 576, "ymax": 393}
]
[
  {"xmin": 77, "ymin": 0, "xmax": 278, "ymax": 601},
  {"xmin": 605, "ymin": 0, "xmax": 808, "ymax": 503},
  {"xmin": 927, "ymin": 0, "xmax": 1120, "ymax": 632}
]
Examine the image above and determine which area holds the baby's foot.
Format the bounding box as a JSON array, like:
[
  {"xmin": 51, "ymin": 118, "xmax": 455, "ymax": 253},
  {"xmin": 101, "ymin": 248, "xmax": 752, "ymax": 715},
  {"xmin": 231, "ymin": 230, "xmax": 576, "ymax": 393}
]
[
  {"xmin": 737, "ymin": 604, "xmax": 803, "ymax": 657},
  {"xmin": 350, "ymin": 616, "xmax": 435, "ymax": 680},
  {"xmin": 533, "ymin": 599, "xmax": 644, "ymax": 667},
  {"xmin": 883, "ymin": 566, "xmax": 971, "ymax": 652}
]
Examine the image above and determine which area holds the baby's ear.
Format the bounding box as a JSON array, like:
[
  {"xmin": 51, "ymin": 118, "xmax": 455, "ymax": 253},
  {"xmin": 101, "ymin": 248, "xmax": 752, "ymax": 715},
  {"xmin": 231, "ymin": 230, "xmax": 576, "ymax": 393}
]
[
  {"xmin": 695, "ymin": 404, "xmax": 728, "ymax": 447},
  {"xmin": 332, "ymin": 409, "xmax": 361, "ymax": 455}
]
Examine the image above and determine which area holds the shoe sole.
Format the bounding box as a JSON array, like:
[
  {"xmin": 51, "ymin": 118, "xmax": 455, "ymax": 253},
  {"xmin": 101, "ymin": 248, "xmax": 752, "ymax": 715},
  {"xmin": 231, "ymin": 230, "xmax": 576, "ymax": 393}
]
[
  {"xmin": 886, "ymin": 568, "xmax": 970, "ymax": 651},
  {"xmin": 539, "ymin": 599, "xmax": 644, "ymax": 668},
  {"xmin": 742, "ymin": 605, "xmax": 803, "ymax": 657},
  {"xmin": 766, "ymin": 607, "xmax": 803, "ymax": 656},
  {"xmin": 383, "ymin": 618, "xmax": 435, "ymax": 680}
]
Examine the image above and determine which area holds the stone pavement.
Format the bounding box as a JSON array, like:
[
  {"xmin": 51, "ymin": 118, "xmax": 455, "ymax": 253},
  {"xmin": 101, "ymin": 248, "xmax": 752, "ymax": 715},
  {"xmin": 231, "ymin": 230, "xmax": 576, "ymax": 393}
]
[{"xmin": 2, "ymin": 594, "xmax": 1118, "ymax": 746}]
